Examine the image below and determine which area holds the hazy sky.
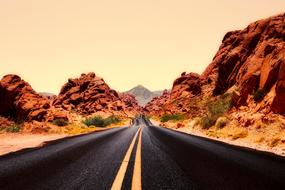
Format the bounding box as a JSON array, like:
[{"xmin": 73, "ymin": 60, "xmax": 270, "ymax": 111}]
[{"xmin": 0, "ymin": 0, "xmax": 284, "ymax": 94}]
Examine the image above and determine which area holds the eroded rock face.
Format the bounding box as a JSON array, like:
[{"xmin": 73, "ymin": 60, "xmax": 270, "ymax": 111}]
[
  {"xmin": 145, "ymin": 71, "xmax": 204, "ymax": 116},
  {"xmin": 201, "ymin": 13, "xmax": 285, "ymax": 113},
  {"xmin": 145, "ymin": 13, "xmax": 285, "ymax": 116},
  {"xmin": 144, "ymin": 90, "xmax": 170, "ymax": 116},
  {"xmin": 54, "ymin": 72, "xmax": 141, "ymax": 116},
  {"xmin": 271, "ymin": 61, "xmax": 285, "ymax": 113},
  {"xmin": 171, "ymin": 72, "xmax": 201, "ymax": 99},
  {"xmin": 0, "ymin": 72, "xmax": 142, "ymax": 125},
  {"xmin": 119, "ymin": 93, "xmax": 143, "ymax": 115},
  {"xmin": 0, "ymin": 75, "xmax": 51, "ymax": 121}
]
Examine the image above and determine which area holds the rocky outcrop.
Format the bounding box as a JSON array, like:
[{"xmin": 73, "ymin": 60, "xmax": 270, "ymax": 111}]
[
  {"xmin": 144, "ymin": 90, "xmax": 170, "ymax": 116},
  {"xmin": 201, "ymin": 13, "xmax": 285, "ymax": 113},
  {"xmin": 145, "ymin": 13, "xmax": 285, "ymax": 117},
  {"xmin": 171, "ymin": 72, "xmax": 201, "ymax": 99},
  {"xmin": 0, "ymin": 75, "xmax": 51, "ymax": 121},
  {"xmin": 119, "ymin": 93, "xmax": 143, "ymax": 115},
  {"xmin": 0, "ymin": 72, "xmax": 142, "ymax": 126},
  {"xmin": 145, "ymin": 72, "xmax": 204, "ymax": 116},
  {"xmin": 0, "ymin": 116, "xmax": 14, "ymax": 127},
  {"xmin": 53, "ymin": 72, "xmax": 141, "ymax": 116}
]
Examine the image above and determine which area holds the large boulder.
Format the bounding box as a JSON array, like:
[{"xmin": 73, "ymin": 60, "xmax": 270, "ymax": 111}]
[
  {"xmin": 171, "ymin": 72, "xmax": 201, "ymax": 100},
  {"xmin": 144, "ymin": 90, "xmax": 170, "ymax": 116},
  {"xmin": 0, "ymin": 75, "xmax": 51, "ymax": 121}
]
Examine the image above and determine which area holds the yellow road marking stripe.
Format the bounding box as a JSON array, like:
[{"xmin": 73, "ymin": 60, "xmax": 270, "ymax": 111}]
[
  {"xmin": 111, "ymin": 127, "xmax": 141, "ymax": 190},
  {"xmin": 132, "ymin": 127, "xmax": 143, "ymax": 190}
]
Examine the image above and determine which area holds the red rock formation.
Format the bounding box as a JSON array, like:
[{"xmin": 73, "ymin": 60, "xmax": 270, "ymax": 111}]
[
  {"xmin": 119, "ymin": 93, "xmax": 142, "ymax": 115},
  {"xmin": 201, "ymin": 13, "xmax": 285, "ymax": 113},
  {"xmin": 0, "ymin": 116, "xmax": 14, "ymax": 127},
  {"xmin": 145, "ymin": 72, "xmax": 204, "ymax": 117},
  {"xmin": 54, "ymin": 73, "xmax": 141, "ymax": 116},
  {"xmin": 271, "ymin": 61, "xmax": 285, "ymax": 113},
  {"xmin": 171, "ymin": 72, "xmax": 201, "ymax": 99},
  {"xmin": 146, "ymin": 13, "xmax": 285, "ymax": 116},
  {"xmin": 0, "ymin": 72, "xmax": 142, "ymax": 127},
  {"xmin": 144, "ymin": 90, "xmax": 170, "ymax": 116},
  {"xmin": 0, "ymin": 75, "xmax": 51, "ymax": 121}
]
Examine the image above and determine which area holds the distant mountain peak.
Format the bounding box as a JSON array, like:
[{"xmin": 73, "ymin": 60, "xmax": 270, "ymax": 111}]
[
  {"xmin": 131, "ymin": 85, "xmax": 150, "ymax": 91},
  {"xmin": 135, "ymin": 84, "xmax": 145, "ymax": 88},
  {"xmin": 125, "ymin": 85, "xmax": 163, "ymax": 107}
]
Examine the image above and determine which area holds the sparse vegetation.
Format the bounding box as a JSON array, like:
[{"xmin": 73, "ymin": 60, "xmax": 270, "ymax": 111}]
[
  {"xmin": 200, "ymin": 116, "xmax": 216, "ymax": 129},
  {"xmin": 160, "ymin": 114, "xmax": 184, "ymax": 122},
  {"xmin": 231, "ymin": 131, "xmax": 248, "ymax": 140},
  {"xmin": 104, "ymin": 115, "xmax": 121, "ymax": 126},
  {"xmin": 253, "ymin": 88, "xmax": 267, "ymax": 103},
  {"xmin": 189, "ymin": 118, "xmax": 200, "ymax": 128},
  {"xmin": 200, "ymin": 93, "xmax": 233, "ymax": 129},
  {"xmin": 5, "ymin": 124, "xmax": 23, "ymax": 133},
  {"xmin": 215, "ymin": 116, "xmax": 230, "ymax": 129},
  {"xmin": 84, "ymin": 117, "xmax": 104, "ymax": 127},
  {"xmin": 0, "ymin": 126, "xmax": 5, "ymax": 131},
  {"xmin": 208, "ymin": 93, "xmax": 232, "ymax": 116},
  {"xmin": 83, "ymin": 115, "xmax": 121, "ymax": 127},
  {"xmin": 52, "ymin": 119, "xmax": 69, "ymax": 126},
  {"xmin": 65, "ymin": 123, "xmax": 96, "ymax": 135},
  {"xmin": 270, "ymin": 138, "xmax": 281, "ymax": 147}
]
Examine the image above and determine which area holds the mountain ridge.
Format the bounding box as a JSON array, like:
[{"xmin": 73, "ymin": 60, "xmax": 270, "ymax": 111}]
[{"xmin": 125, "ymin": 85, "xmax": 163, "ymax": 106}]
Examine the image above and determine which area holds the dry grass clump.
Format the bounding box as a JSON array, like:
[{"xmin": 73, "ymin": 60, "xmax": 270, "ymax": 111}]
[
  {"xmin": 65, "ymin": 123, "xmax": 97, "ymax": 135},
  {"xmin": 200, "ymin": 93, "xmax": 233, "ymax": 129},
  {"xmin": 52, "ymin": 119, "xmax": 69, "ymax": 127},
  {"xmin": 160, "ymin": 114, "xmax": 184, "ymax": 123},
  {"xmin": 215, "ymin": 117, "xmax": 230, "ymax": 129},
  {"xmin": 270, "ymin": 138, "xmax": 281, "ymax": 147},
  {"xmin": 231, "ymin": 131, "xmax": 248, "ymax": 140}
]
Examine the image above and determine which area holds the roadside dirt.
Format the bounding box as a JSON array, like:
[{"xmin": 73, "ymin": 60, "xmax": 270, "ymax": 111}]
[
  {"xmin": 151, "ymin": 119, "xmax": 285, "ymax": 157},
  {"xmin": 0, "ymin": 133, "xmax": 67, "ymax": 156},
  {"xmin": 0, "ymin": 121, "xmax": 130, "ymax": 156}
]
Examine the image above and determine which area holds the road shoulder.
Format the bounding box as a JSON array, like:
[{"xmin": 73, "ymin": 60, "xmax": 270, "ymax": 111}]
[{"xmin": 0, "ymin": 125, "xmax": 126, "ymax": 156}]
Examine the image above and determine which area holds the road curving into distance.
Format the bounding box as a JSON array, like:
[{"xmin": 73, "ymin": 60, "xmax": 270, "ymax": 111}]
[{"xmin": 0, "ymin": 116, "xmax": 284, "ymax": 190}]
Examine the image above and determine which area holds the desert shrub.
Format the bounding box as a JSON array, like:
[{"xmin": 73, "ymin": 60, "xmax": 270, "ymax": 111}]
[
  {"xmin": 104, "ymin": 115, "xmax": 120, "ymax": 126},
  {"xmin": 208, "ymin": 93, "xmax": 232, "ymax": 117},
  {"xmin": 6, "ymin": 124, "xmax": 22, "ymax": 133},
  {"xmin": 201, "ymin": 93, "xmax": 233, "ymax": 129},
  {"xmin": 189, "ymin": 118, "xmax": 200, "ymax": 128},
  {"xmin": 215, "ymin": 117, "xmax": 230, "ymax": 129},
  {"xmin": 52, "ymin": 119, "xmax": 69, "ymax": 126},
  {"xmin": 83, "ymin": 116, "xmax": 105, "ymax": 127},
  {"xmin": 231, "ymin": 131, "xmax": 248, "ymax": 140},
  {"xmin": 200, "ymin": 116, "xmax": 216, "ymax": 129},
  {"xmin": 253, "ymin": 88, "xmax": 267, "ymax": 102},
  {"xmin": 160, "ymin": 114, "xmax": 184, "ymax": 123},
  {"xmin": 83, "ymin": 115, "xmax": 120, "ymax": 127}
]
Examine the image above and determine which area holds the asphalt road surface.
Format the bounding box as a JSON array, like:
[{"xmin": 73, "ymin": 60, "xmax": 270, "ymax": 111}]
[{"xmin": 0, "ymin": 116, "xmax": 285, "ymax": 190}]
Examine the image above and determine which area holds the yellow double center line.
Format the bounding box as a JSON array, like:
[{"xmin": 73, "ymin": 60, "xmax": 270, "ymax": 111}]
[{"xmin": 111, "ymin": 127, "xmax": 143, "ymax": 190}]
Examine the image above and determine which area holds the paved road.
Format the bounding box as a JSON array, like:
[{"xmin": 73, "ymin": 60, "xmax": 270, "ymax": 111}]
[{"xmin": 0, "ymin": 117, "xmax": 285, "ymax": 190}]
